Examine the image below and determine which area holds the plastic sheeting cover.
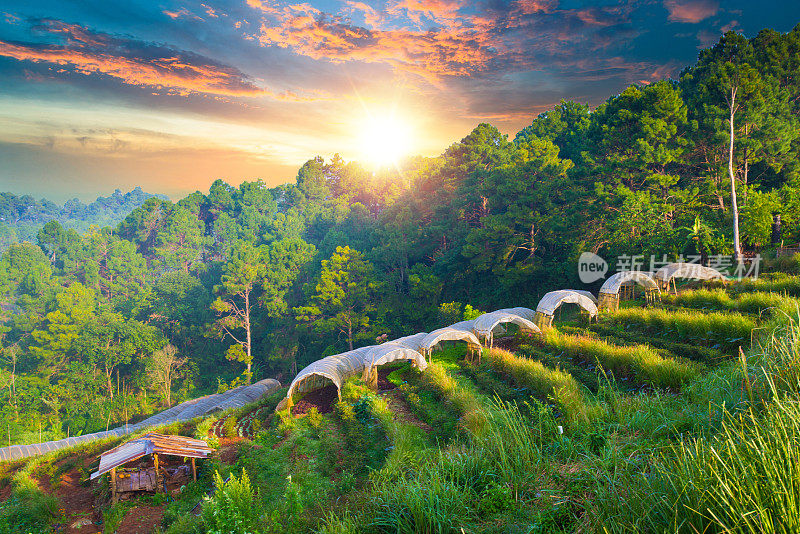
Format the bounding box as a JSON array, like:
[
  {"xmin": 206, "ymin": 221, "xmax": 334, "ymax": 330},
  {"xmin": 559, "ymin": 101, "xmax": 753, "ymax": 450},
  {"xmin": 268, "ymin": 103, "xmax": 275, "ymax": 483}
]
[
  {"xmin": 364, "ymin": 343, "xmax": 427, "ymax": 370},
  {"xmin": 386, "ymin": 332, "xmax": 429, "ymax": 351},
  {"xmin": 654, "ymin": 263, "xmax": 726, "ymax": 283},
  {"xmin": 0, "ymin": 378, "xmax": 281, "ymax": 463},
  {"xmin": 536, "ymin": 290, "xmax": 599, "ymax": 317},
  {"xmin": 599, "ymin": 271, "xmax": 660, "ymax": 295},
  {"xmin": 286, "ymin": 346, "xmax": 375, "ymax": 399},
  {"xmin": 472, "ymin": 311, "xmax": 541, "ymax": 339},
  {"xmin": 420, "ymin": 326, "xmax": 481, "ymax": 353},
  {"xmin": 495, "ymin": 307, "xmax": 537, "ymax": 320}
]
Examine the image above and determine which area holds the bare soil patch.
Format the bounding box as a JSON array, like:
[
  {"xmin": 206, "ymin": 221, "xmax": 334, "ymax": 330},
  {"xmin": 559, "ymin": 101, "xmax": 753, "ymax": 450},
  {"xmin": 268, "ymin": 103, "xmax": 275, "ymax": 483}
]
[
  {"xmin": 217, "ymin": 437, "xmax": 244, "ymax": 464},
  {"xmin": 377, "ymin": 367, "xmax": 397, "ymax": 391},
  {"xmin": 116, "ymin": 505, "xmax": 164, "ymax": 534},
  {"xmin": 493, "ymin": 335, "xmax": 522, "ymax": 352},
  {"xmin": 291, "ymin": 384, "xmax": 338, "ymax": 415}
]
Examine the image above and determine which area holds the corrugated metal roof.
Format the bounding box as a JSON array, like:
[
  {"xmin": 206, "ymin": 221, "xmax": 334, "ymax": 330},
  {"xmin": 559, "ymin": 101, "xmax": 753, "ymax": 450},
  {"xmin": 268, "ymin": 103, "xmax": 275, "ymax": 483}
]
[{"xmin": 91, "ymin": 433, "xmax": 212, "ymax": 479}]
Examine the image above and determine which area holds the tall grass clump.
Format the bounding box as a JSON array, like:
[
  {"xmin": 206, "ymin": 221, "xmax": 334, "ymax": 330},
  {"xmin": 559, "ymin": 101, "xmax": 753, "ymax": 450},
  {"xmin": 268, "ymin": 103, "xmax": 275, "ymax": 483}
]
[
  {"xmin": 542, "ymin": 331, "xmax": 701, "ymax": 390},
  {"xmin": 605, "ymin": 307, "xmax": 756, "ymax": 353},
  {"xmin": 418, "ymin": 361, "xmax": 485, "ymax": 432},
  {"xmin": 482, "ymin": 347, "xmax": 602, "ymax": 428},
  {"xmin": 728, "ymin": 272, "xmax": 800, "ymax": 297},
  {"xmin": 587, "ymin": 323, "xmax": 722, "ymax": 363},
  {"xmin": 368, "ymin": 399, "xmax": 554, "ymax": 533},
  {"xmin": 753, "ymin": 305, "xmax": 800, "ymax": 396},
  {"xmin": 642, "ymin": 396, "xmax": 800, "ymax": 534},
  {"xmin": 667, "ymin": 288, "xmax": 797, "ymax": 317},
  {"xmin": 369, "ymin": 462, "xmax": 479, "ymax": 534},
  {"xmin": 474, "ymin": 397, "xmax": 559, "ymax": 494}
]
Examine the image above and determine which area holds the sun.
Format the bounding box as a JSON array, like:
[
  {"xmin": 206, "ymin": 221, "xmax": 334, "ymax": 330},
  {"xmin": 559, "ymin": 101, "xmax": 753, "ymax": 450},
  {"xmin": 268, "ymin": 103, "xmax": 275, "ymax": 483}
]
[{"xmin": 357, "ymin": 113, "xmax": 413, "ymax": 168}]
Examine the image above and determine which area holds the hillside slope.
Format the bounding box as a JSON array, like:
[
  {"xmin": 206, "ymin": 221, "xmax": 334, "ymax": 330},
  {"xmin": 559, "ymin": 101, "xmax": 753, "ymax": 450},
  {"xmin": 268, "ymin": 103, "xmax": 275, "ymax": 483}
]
[{"xmin": 3, "ymin": 275, "xmax": 800, "ymax": 533}]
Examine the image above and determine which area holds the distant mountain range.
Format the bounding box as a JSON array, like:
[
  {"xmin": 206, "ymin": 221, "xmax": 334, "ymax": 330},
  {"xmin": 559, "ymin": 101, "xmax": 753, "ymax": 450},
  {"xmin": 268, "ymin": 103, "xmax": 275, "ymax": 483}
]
[{"xmin": 0, "ymin": 187, "xmax": 168, "ymax": 249}]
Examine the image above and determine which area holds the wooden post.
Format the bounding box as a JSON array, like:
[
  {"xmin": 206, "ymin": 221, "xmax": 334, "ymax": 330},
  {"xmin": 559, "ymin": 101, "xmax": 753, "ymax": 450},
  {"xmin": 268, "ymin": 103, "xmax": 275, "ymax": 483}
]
[
  {"xmin": 191, "ymin": 458, "xmax": 197, "ymax": 482},
  {"xmin": 153, "ymin": 453, "xmax": 160, "ymax": 493},
  {"xmin": 111, "ymin": 467, "xmax": 117, "ymax": 503}
]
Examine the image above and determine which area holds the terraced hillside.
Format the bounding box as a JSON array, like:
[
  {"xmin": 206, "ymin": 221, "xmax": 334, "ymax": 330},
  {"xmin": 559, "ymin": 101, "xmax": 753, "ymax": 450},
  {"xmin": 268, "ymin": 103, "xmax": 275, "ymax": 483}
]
[{"xmin": 3, "ymin": 274, "xmax": 800, "ymax": 533}]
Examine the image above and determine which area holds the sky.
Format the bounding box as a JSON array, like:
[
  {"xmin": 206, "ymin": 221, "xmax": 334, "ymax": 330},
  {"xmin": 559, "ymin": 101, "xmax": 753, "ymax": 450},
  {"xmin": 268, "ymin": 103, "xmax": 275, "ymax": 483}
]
[{"xmin": 0, "ymin": 0, "xmax": 798, "ymax": 201}]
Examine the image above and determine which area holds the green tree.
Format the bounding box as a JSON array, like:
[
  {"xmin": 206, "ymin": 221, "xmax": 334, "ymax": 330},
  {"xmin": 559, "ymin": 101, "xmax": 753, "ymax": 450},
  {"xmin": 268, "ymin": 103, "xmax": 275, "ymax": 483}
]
[
  {"xmin": 155, "ymin": 205, "xmax": 206, "ymax": 272},
  {"xmin": 211, "ymin": 240, "xmax": 266, "ymax": 383},
  {"xmin": 146, "ymin": 343, "xmax": 186, "ymax": 407},
  {"xmin": 295, "ymin": 246, "xmax": 377, "ymax": 351},
  {"xmin": 682, "ymin": 32, "xmax": 772, "ymax": 260}
]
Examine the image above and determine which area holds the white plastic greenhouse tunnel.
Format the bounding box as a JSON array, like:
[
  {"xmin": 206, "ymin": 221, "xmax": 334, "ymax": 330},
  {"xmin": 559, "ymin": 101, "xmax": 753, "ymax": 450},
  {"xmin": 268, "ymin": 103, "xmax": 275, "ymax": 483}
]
[
  {"xmin": 654, "ymin": 262, "xmax": 726, "ymax": 294},
  {"xmin": 598, "ymin": 271, "xmax": 661, "ymax": 312},
  {"xmin": 362, "ymin": 343, "xmax": 428, "ymax": 389},
  {"xmin": 0, "ymin": 378, "xmax": 281, "ymax": 462},
  {"xmin": 534, "ymin": 290, "xmax": 598, "ymax": 329},
  {"xmin": 472, "ymin": 310, "xmax": 541, "ymax": 347}
]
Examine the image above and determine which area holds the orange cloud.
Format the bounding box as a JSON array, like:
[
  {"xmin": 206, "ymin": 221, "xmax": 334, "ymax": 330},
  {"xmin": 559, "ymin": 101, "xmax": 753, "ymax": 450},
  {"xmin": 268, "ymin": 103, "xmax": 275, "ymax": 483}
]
[
  {"xmin": 254, "ymin": 0, "xmax": 498, "ymax": 82},
  {"xmin": 0, "ymin": 39, "xmax": 265, "ymax": 97},
  {"xmin": 250, "ymin": 0, "xmax": 650, "ymax": 84},
  {"xmin": 0, "ymin": 20, "xmax": 329, "ymax": 101},
  {"xmin": 664, "ymin": 0, "xmax": 718, "ymax": 23}
]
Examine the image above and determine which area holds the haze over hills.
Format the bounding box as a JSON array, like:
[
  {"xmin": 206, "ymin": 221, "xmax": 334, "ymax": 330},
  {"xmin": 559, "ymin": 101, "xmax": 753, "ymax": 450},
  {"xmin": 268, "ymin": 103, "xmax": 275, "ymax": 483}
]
[{"xmin": 0, "ymin": 187, "xmax": 168, "ymax": 249}]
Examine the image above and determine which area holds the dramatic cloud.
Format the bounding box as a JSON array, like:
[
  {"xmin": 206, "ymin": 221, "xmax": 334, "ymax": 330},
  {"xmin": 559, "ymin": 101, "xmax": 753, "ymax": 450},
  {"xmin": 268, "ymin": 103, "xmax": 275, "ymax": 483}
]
[
  {"xmin": 664, "ymin": 0, "xmax": 718, "ymax": 23},
  {"xmin": 0, "ymin": 0, "xmax": 796, "ymax": 200},
  {"xmin": 253, "ymin": 2, "xmax": 496, "ymax": 81},
  {"xmin": 250, "ymin": 0, "xmax": 653, "ymax": 84},
  {"xmin": 0, "ymin": 19, "xmax": 309, "ymax": 99}
]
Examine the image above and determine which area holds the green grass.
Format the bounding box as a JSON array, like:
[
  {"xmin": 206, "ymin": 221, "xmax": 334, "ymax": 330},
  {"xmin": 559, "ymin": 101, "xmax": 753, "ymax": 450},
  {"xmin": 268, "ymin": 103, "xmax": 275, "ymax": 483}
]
[
  {"xmin": 664, "ymin": 287, "xmax": 798, "ymax": 317},
  {"xmin": 12, "ymin": 276, "xmax": 800, "ymax": 534},
  {"xmin": 480, "ymin": 346, "xmax": 603, "ymax": 429},
  {"xmin": 604, "ymin": 307, "xmax": 757, "ymax": 354},
  {"xmin": 585, "ymin": 323, "xmax": 724, "ymax": 364},
  {"xmin": 721, "ymin": 272, "xmax": 800, "ymax": 297},
  {"xmin": 537, "ymin": 330, "xmax": 702, "ymax": 390},
  {"xmin": 0, "ymin": 466, "xmax": 59, "ymax": 534}
]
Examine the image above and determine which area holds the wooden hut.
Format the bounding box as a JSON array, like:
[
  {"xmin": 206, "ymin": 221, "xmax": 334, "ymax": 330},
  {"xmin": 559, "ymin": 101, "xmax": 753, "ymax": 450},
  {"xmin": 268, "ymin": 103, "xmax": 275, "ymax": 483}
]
[{"xmin": 90, "ymin": 433, "xmax": 213, "ymax": 502}]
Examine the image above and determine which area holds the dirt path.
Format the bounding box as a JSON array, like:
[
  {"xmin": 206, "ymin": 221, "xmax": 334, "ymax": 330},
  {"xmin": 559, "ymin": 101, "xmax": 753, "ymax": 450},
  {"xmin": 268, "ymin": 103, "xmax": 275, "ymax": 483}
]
[
  {"xmin": 52, "ymin": 470, "xmax": 100, "ymax": 533},
  {"xmin": 116, "ymin": 505, "xmax": 164, "ymax": 534},
  {"xmin": 377, "ymin": 367, "xmax": 397, "ymax": 391},
  {"xmin": 380, "ymin": 389, "xmax": 432, "ymax": 432}
]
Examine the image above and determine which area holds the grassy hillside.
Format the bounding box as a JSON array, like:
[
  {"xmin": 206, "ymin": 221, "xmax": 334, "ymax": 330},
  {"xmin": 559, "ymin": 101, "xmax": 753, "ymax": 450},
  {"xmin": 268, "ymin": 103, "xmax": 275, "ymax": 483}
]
[{"xmin": 3, "ymin": 276, "xmax": 800, "ymax": 533}]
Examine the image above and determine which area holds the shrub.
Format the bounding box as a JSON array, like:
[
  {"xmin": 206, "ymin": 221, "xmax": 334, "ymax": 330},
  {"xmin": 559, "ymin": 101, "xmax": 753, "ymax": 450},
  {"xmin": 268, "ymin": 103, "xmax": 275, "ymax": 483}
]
[
  {"xmin": 201, "ymin": 469, "xmax": 261, "ymax": 534},
  {"xmin": 222, "ymin": 416, "xmax": 238, "ymax": 438},
  {"xmin": 0, "ymin": 478, "xmax": 59, "ymax": 534}
]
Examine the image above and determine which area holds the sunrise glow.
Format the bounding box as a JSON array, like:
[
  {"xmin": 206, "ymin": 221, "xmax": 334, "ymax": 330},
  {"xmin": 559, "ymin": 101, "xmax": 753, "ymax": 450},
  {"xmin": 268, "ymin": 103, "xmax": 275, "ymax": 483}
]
[{"xmin": 357, "ymin": 114, "xmax": 413, "ymax": 168}]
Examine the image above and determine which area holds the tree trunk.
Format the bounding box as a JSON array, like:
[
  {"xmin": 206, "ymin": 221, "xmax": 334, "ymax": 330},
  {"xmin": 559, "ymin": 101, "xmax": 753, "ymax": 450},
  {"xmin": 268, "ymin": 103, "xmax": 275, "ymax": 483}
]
[
  {"xmin": 105, "ymin": 365, "xmax": 114, "ymax": 403},
  {"xmin": 728, "ymin": 87, "xmax": 743, "ymax": 263},
  {"xmin": 347, "ymin": 322, "xmax": 353, "ymax": 352},
  {"xmin": 245, "ymin": 289, "xmax": 252, "ymax": 384}
]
